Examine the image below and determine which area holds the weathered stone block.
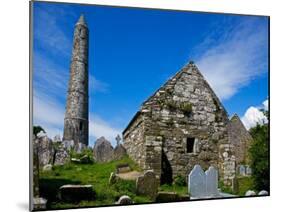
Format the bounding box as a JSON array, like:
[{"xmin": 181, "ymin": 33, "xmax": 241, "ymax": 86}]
[{"xmin": 59, "ymin": 185, "xmax": 95, "ymax": 202}]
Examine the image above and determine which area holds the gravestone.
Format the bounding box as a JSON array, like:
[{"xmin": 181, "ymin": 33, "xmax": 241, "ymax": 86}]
[
  {"xmin": 116, "ymin": 163, "xmax": 131, "ymax": 174},
  {"xmin": 258, "ymin": 190, "xmax": 268, "ymax": 196},
  {"xmin": 109, "ymin": 172, "xmax": 117, "ymax": 184},
  {"xmin": 93, "ymin": 137, "xmax": 114, "ymax": 162},
  {"xmin": 188, "ymin": 165, "xmax": 206, "ymax": 198},
  {"xmin": 42, "ymin": 164, "xmax": 53, "ymax": 172},
  {"xmin": 136, "ymin": 170, "xmax": 158, "ymax": 199},
  {"xmin": 115, "ymin": 134, "xmax": 121, "ymax": 146},
  {"xmin": 116, "ymin": 195, "xmax": 133, "ymax": 204},
  {"xmin": 155, "ymin": 191, "xmax": 190, "ymax": 203},
  {"xmin": 38, "ymin": 135, "xmax": 54, "ymax": 167},
  {"xmin": 33, "ymin": 136, "xmax": 47, "ymax": 210},
  {"xmin": 62, "ymin": 140, "xmax": 75, "ymax": 151},
  {"xmin": 33, "ymin": 138, "xmax": 40, "ymax": 198},
  {"xmin": 246, "ymin": 166, "xmax": 252, "ymax": 175},
  {"xmin": 53, "ymin": 135, "xmax": 61, "ymax": 142},
  {"xmin": 113, "ymin": 143, "xmax": 127, "ymax": 160},
  {"xmin": 33, "ymin": 197, "xmax": 47, "ymax": 210},
  {"xmin": 245, "ymin": 190, "xmax": 256, "ymax": 196},
  {"xmin": 205, "ymin": 166, "xmax": 219, "ymax": 196},
  {"xmin": 54, "ymin": 144, "xmax": 69, "ymax": 165},
  {"xmin": 59, "ymin": 185, "xmax": 95, "ymax": 202},
  {"xmin": 239, "ymin": 165, "xmax": 246, "ymax": 176},
  {"xmin": 232, "ymin": 177, "xmax": 239, "ymax": 193}
]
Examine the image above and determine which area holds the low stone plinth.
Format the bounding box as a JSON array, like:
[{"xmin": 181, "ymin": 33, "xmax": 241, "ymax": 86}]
[
  {"xmin": 59, "ymin": 185, "xmax": 95, "ymax": 202},
  {"xmin": 155, "ymin": 192, "xmax": 190, "ymax": 203},
  {"xmin": 116, "ymin": 163, "xmax": 131, "ymax": 174},
  {"xmin": 33, "ymin": 197, "xmax": 47, "ymax": 210}
]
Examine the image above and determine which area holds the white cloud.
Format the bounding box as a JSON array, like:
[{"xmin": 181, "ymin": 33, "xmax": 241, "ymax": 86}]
[
  {"xmin": 194, "ymin": 18, "xmax": 268, "ymax": 100},
  {"xmin": 241, "ymin": 99, "xmax": 268, "ymax": 130},
  {"xmin": 263, "ymin": 99, "xmax": 268, "ymax": 111},
  {"xmin": 33, "ymin": 91, "xmax": 65, "ymax": 139},
  {"xmin": 89, "ymin": 116, "xmax": 122, "ymax": 147},
  {"xmin": 34, "ymin": 6, "xmax": 72, "ymax": 57},
  {"xmin": 89, "ymin": 75, "xmax": 109, "ymax": 94}
]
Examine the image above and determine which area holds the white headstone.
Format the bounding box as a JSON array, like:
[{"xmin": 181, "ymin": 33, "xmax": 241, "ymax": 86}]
[
  {"xmin": 246, "ymin": 166, "xmax": 252, "ymax": 175},
  {"xmin": 258, "ymin": 190, "xmax": 268, "ymax": 196},
  {"xmin": 205, "ymin": 166, "xmax": 219, "ymax": 196},
  {"xmin": 245, "ymin": 190, "xmax": 256, "ymax": 196},
  {"xmin": 188, "ymin": 165, "xmax": 206, "ymax": 197}
]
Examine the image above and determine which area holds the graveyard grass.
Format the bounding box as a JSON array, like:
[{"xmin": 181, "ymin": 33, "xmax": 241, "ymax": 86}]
[
  {"xmin": 39, "ymin": 155, "xmax": 152, "ymax": 209},
  {"xmin": 39, "ymin": 155, "xmax": 189, "ymax": 209},
  {"xmin": 219, "ymin": 176, "xmax": 254, "ymax": 196}
]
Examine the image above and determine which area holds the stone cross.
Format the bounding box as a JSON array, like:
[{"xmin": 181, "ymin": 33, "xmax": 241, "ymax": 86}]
[{"xmin": 115, "ymin": 134, "xmax": 121, "ymax": 146}]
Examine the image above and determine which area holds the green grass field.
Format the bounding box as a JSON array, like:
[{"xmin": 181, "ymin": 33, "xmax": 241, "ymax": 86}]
[
  {"xmin": 219, "ymin": 176, "xmax": 254, "ymax": 196},
  {"xmin": 39, "ymin": 156, "xmax": 151, "ymax": 209}
]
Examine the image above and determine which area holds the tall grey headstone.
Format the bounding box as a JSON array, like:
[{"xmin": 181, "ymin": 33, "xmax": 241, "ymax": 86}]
[
  {"xmin": 246, "ymin": 166, "xmax": 252, "ymax": 175},
  {"xmin": 239, "ymin": 165, "xmax": 246, "ymax": 176},
  {"xmin": 136, "ymin": 170, "xmax": 158, "ymax": 199},
  {"xmin": 205, "ymin": 166, "xmax": 219, "ymax": 196},
  {"xmin": 188, "ymin": 165, "xmax": 206, "ymax": 197}
]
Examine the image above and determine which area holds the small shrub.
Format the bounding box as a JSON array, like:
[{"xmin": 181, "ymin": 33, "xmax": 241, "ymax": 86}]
[
  {"xmin": 166, "ymin": 100, "xmax": 177, "ymax": 111},
  {"xmin": 174, "ymin": 175, "xmax": 186, "ymax": 186},
  {"xmin": 33, "ymin": 125, "xmax": 45, "ymax": 136},
  {"xmin": 179, "ymin": 102, "xmax": 192, "ymax": 115},
  {"xmin": 70, "ymin": 147, "xmax": 94, "ymax": 164}
]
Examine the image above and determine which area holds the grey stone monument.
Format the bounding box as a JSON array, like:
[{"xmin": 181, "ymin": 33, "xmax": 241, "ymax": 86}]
[
  {"xmin": 136, "ymin": 170, "xmax": 158, "ymax": 199},
  {"xmin": 115, "ymin": 134, "xmax": 121, "ymax": 146},
  {"xmin": 246, "ymin": 165, "xmax": 252, "ymax": 175},
  {"xmin": 205, "ymin": 166, "xmax": 219, "ymax": 196},
  {"xmin": 188, "ymin": 165, "xmax": 207, "ymax": 198},
  {"xmin": 63, "ymin": 14, "xmax": 89, "ymax": 146},
  {"xmin": 239, "ymin": 165, "xmax": 246, "ymax": 176}
]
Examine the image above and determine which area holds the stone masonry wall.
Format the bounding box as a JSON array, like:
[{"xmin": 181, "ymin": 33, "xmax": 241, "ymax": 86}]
[
  {"xmin": 228, "ymin": 114, "xmax": 253, "ymax": 165},
  {"xmin": 123, "ymin": 114, "xmax": 146, "ymax": 169}
]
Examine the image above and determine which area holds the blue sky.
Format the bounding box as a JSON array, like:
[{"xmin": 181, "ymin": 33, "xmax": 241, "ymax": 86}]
[{"xmin": 32, "ymin": 2, "xmax": 269, "ymax": 146}]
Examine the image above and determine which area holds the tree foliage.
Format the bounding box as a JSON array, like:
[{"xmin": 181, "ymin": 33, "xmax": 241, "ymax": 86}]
[
  {"xmin": 33, "ymin": 125, "xmax": 45, "ymax": 136},
  {"xmin": 249, "ymin": 123, "xmax": 269, "ymax": 191}
]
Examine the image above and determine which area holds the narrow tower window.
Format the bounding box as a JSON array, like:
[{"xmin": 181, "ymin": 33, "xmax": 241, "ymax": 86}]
[
  {"xmin": 79, "ymin": 121, "xmax": 83, "ymax": 131},
  {"xmin": 186, "ymin": 137, "xmax": 195, "ymax": 153}
]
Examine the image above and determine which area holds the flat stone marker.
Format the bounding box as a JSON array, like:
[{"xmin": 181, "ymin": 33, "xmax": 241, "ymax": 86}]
[
  {"xmin": 188, "ymin": 165, "xmax": 206, "ymax": 198},
  {"xmin": 136, "ymin": 170, "xmax": 158, "ymax": 199},
  {"xmin": 59, "ymin": 185, "xmax": 95, "ymax": 202},
  {"xmin": 205, "ymin": 166, "xmax": 219, "ymax": 196},
  {"xmin": 116, "ymin": 163, "xmax": 131, "ymax": 174}
]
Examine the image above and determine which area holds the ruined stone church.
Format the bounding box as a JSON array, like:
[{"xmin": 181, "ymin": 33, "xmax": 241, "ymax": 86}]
[{"xmin": 123, "ymin": 61, "xmax": 251, "ymax": 185}]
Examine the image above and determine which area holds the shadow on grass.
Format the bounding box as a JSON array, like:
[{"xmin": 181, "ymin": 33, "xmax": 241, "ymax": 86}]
[{"xmin": 39, "ymin": 178, "xmax": 82, "ymax": 203}]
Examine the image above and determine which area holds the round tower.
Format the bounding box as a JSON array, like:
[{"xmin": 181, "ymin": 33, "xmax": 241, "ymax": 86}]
[{"xmin": 63, "ymin": 15, "xmax": 89, "ymax": 146}]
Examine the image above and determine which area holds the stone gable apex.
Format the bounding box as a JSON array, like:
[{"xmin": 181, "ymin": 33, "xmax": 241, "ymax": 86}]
[{"xmin": 123, "ymin": 61, "xmax": 228, "ymax": 134}]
